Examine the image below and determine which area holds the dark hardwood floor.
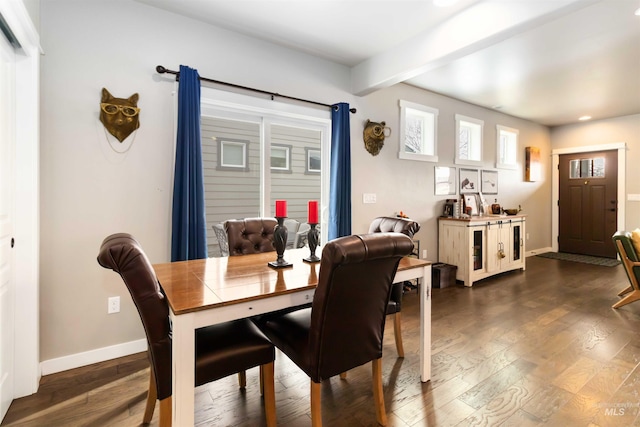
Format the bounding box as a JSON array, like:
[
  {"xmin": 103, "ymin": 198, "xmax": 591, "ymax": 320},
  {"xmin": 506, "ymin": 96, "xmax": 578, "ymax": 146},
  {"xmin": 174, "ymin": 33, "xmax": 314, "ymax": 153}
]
[{"xmin": 3, "ymin": 256, "xmax": 640, "ymax": 426}]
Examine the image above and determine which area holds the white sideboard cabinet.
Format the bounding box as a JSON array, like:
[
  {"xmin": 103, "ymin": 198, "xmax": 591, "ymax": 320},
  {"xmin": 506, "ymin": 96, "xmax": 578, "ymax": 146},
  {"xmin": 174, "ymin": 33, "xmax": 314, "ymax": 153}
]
[{"xmin": 438, "ymin": 215, "xmax": 526, "ymax": 287}]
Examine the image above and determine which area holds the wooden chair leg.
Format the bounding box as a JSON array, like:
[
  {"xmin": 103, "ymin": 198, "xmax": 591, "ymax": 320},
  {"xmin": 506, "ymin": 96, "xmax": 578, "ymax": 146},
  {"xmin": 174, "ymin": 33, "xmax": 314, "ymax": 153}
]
[
  {"xmin": 238, "ymin": 370, "xmax": 247, "ymax": 388},
  {"xmin": 260, "ymin": 365, "xmax": 265, "ymax": 395},
  {"xmin": 143, "ymin": 368, "xmax": 157, "ymax": 424},
  {"xmin": 613, "ymin": 290, "xmax": 640, "ymax": 308},
  {"xmin": 618, "ymin": 284, "xmax": 633, "ymax": 296},
  {"xmin": 372, "ymin": 358, "xmax": 387, "ymax": 426},
  {"xmin": 158, "ymin": 396, "xmax": 172, "ymax": 427},
  {"xmin": 392, "ymin": 312, "xmax": 404, "ymax": 358},
  {"xmin": 262, "ymin": 362, "xmax": 277, "ymax": 427},
  {"xmin": 311, "ymin": 381, "xmax": 322, "ymax": 427}
]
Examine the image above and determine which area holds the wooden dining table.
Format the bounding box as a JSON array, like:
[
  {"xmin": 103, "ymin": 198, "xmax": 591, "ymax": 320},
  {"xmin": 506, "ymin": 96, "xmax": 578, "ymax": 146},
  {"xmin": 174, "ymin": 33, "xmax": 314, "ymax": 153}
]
[{"xmin": 153, "ymin": 247, "xmax": 432, "ymax": 426}]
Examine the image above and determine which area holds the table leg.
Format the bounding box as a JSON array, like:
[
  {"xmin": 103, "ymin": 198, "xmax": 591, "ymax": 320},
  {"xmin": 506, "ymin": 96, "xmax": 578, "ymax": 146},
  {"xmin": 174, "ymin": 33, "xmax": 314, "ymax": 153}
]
[
  {"xmin": 419, "ymin": 265, "xmax": 432, "ymax": 382},
  {"xmin": 171, "ymin": 311, "xmax": 196, "ymax": 425}
]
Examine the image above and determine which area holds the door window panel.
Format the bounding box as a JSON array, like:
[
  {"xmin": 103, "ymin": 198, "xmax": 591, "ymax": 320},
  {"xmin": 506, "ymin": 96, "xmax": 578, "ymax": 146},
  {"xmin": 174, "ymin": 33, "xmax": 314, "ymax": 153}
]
[{"xmin": 569, "ymin": 157, "xmax": 605, "ymax": 179}]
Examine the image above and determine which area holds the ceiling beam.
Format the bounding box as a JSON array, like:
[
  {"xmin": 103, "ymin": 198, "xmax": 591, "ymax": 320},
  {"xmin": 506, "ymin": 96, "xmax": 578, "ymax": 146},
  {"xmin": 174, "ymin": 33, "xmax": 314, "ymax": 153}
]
[{"xmin": 350, "ymin": 0, "xmax": 600, "ymax": 96}]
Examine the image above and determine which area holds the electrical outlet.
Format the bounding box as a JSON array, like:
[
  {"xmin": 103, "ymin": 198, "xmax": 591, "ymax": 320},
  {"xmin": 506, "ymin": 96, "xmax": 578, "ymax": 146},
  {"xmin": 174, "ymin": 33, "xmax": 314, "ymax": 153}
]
[
  {"xmin": 422, "ymin": 249, "xmax": 427, "ymax": 259},
  {"xmin": 526, "ymin": 233, "xmax": 530, "ymax": 240},
  {"xmin": 108, "ymin": 296, "xmax": 120, "ymax": 314}
]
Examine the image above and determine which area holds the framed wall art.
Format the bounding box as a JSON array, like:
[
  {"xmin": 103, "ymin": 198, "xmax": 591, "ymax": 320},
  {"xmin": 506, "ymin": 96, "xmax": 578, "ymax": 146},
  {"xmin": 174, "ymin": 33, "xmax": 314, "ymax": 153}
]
[
  {"xmin": 435, "ymin": 166, "xmax": 456, "ymax": 195},
  {"xmin": 459, "ymin": 168, "xmax": 479, "ymax": 194},
  {"xmin": 481, "ymin": 170, "xmax": 498, "ymax": 194},
  {"xmin": 525, "ymin": 146, "xmax": 541, "ymax": 181}
]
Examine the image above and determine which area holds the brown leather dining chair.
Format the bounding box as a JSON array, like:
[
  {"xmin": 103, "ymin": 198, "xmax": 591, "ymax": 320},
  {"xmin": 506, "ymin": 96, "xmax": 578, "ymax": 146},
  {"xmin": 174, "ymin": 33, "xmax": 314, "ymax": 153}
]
[
  {"xmin": 225, "ymin": 217, "xmax": 277, "ymax": 255},
  {"xmin": 227, "ymin": 217, "xmax": 311, "ymax": 317},
  {"xmin": 254, "ymin": 232, "xmax": 414, "ymax": 426},
  {"xmin": 369, "ymin": 216, "xmax": 420, "ymax": 357},
  {"xmin": 97, "ymin": 233, "xmax": 276, "ymax": 427}
]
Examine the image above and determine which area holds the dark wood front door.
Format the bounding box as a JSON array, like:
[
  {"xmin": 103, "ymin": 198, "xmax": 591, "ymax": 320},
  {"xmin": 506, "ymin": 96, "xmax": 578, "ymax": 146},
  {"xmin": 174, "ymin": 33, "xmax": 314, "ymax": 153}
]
[{"xmin": 559, "ymin": 150, "xmax": 618, "ymax": 258}]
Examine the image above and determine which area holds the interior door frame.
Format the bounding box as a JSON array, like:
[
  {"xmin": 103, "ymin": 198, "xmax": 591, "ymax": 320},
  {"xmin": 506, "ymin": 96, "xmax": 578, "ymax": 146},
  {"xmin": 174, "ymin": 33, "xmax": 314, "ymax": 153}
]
[
  {"xmin": 0, "ymin": 1, "xmax": 41, "ymax": 399},
  {"xmin": 551, "ymin": 142, "xmax": 626, "ymax": 253}
]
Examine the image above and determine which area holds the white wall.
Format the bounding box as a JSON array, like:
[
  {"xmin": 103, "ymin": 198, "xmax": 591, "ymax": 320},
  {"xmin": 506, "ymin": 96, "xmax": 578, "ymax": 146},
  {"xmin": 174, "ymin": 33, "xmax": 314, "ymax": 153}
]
[
  {"xmin": 39, "ymin": 0, "xmax": 553, "ymax": 368},
  {"xmin": 38, "ymin": 0, "xmax": 352, "ymax": 364},
  {"xmin": 352, "ymin": 84, "xmax": 552, "ymax": 260}
]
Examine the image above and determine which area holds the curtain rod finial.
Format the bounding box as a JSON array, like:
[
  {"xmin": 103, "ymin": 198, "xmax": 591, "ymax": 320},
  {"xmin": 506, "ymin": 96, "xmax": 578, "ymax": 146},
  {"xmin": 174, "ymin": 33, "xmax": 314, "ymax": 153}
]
[{"xmin": 156, "ymin": 65, "xmax": 167, "ymax": 73}]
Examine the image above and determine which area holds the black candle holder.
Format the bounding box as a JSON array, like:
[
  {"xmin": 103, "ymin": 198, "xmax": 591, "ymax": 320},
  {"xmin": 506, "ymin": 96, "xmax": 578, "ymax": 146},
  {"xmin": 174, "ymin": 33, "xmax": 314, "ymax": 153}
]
[
  {"xmin": 303, "ymin": 223, "xmax": 320, "ymax": 263},
  {"xmin": 268, "ymin": 217, "xmax": 292, "ymax": 268}
]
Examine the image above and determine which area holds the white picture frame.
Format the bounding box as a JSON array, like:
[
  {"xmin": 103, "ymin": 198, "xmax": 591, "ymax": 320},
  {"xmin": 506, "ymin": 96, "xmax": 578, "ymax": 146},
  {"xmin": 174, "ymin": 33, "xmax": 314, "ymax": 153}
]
[
  {"xmin": 435, "ymin": 166, "xmax": 456, "ymax": 195},
  {"xmin": 481, "ymin": 170, "xmax": 498, "ymax": 194},
  {"xmin": 464, "ymin": 194, "xmax": 479, "ymax": 216},
  {"xmin": 459, "ymin": 168, "xmax": 479, "ymax": 194}
]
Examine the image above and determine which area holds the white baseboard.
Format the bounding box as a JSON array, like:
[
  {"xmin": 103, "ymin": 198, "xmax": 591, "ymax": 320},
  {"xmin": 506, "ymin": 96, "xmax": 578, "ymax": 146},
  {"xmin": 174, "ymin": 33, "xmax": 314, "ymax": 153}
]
[
  {"xmin": 526, "ymin": 247, "xmax": 553, "ymax": 257},
  {"xmin": 40, "ymin": 339, "xmax": 147, "ymax": 376}
]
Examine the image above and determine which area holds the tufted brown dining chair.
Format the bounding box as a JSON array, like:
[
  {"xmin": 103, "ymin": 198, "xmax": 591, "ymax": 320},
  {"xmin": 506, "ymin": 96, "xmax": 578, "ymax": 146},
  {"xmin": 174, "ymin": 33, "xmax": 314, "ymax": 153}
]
[
  {"xmin": 369, "ymin": 216, "xmax": 421, "ymax": 357},
  {"xmin": 255, "ymin": 233, "xmax": 414, "ymax": 426},
  {"xmin": 97, "ymin": 233, "xmax": 276, "ymax": 427},
  {"xmin": 225, "ymin": 217, "xmax": 277, "ymax": 256}
]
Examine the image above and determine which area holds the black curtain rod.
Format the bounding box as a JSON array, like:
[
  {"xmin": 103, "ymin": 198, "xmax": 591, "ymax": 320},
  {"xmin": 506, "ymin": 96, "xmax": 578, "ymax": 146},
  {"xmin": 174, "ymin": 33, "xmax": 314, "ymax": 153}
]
[{"xmin": 156, "ymin": 65, "xmax": 356, "ymax": 114}]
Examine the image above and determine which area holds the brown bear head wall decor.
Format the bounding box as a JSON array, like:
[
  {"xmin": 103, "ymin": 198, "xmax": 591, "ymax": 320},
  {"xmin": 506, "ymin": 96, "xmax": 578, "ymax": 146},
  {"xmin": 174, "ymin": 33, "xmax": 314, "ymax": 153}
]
[{"xmin": 363, "ymin": 119, "xmax": 391, "ymax": 156}]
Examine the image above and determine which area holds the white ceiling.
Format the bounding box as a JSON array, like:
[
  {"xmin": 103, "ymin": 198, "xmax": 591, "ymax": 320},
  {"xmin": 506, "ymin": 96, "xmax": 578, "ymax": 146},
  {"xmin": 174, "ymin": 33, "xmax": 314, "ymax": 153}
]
[{"xmin": 136, "ymin": 0, "xmax": 640, "ymax": 127}]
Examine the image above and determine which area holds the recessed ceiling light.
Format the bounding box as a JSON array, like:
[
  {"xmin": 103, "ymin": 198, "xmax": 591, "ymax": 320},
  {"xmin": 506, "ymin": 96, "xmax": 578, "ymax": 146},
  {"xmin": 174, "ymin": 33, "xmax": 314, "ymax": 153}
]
[
  {"xmin": 433, "ymin": 0, "xmax": 460, "ymax": 7},
  {"xmin": 635, "ymin": 7, "xmax": 640, "ymax": 16},
  {"xmin": 579, "ymin": 116, "xmax": 592, "ymax": 121}
]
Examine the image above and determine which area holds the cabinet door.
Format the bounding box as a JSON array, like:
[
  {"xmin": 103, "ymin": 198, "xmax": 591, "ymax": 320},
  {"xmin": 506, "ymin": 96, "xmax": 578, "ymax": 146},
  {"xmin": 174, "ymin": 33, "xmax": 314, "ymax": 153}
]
[
  {"xmin": 487, "ymin": 222, "xmax": 513, "ymax": 272},
  {"xmin": 486, "ymin": 224, "xmax": 500, "ymax": 273},
  {"xmin": 510, "ymin": 222, "xmax": 524, "ymax": 267},
  {"xmin": 470, "ymin": 227, "xmax": 485, "ymax": 274}
]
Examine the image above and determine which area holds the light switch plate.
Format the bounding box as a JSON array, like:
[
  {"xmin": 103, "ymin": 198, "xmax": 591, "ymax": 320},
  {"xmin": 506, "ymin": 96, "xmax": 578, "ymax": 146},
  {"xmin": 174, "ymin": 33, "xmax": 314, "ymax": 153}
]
[{"xmin": 363, "ymin": 193, "xmax": 377, "ymax": 204}]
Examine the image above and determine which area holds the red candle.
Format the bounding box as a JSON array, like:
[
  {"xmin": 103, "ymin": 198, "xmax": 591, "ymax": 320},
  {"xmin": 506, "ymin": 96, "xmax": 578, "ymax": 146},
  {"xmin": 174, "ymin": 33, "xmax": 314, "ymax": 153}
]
[
  {"xmin": 308, "ymin": 200, "xmax": 318, "ymax": 224},
  {"xmin": 275, "ymin": 200, "xmax": 287, "ymax": 217}
]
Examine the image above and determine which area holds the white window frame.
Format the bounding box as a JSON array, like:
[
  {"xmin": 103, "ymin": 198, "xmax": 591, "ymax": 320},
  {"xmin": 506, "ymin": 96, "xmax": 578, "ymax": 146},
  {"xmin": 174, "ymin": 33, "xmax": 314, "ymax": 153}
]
[
  {"xmin": 496, "ymin": 125, "xmax": 519, "ymax": 170},
  {"xmin": 306, "ymin": 148, "xmax": 321, "ymax": 174},
  {"xmin": 398, "ymin": 100, "xmax": 438, "ymax": 162},
  {"xmin": 270, "ymin": 144, "xmax": 291, "ymax": 172},
  {"xmin": 200, "ymin": 87, "xmax": 331, "ymax": 244},
  {"xmin": 218, "ymin": 139, "xmax": 249, "ymax": 170},
  {"xmin": 455, "ymin": 114, "xmax": 483, "ymax": 166}
]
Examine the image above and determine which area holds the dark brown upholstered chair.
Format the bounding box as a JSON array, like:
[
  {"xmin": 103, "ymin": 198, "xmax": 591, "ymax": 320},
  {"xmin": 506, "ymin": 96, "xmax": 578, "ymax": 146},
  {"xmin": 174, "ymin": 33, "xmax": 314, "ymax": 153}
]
[
  {"xmin": 225, "ymin": 217, "xmax": 277, "ymax": 256},
  {"xmin": 368, "ymin": 216, "xmax": 421, "ymax": 357},
  {"xmin": 255, "ymin": 233, "xmax": 413, "ymax": 426},
  {"xmin": 612, "ymin": 231, "xmax": 640, "ymax": 308},
  {"xmin": 97, "ymin": 233, "xmax": 276, "ymax": 427}
]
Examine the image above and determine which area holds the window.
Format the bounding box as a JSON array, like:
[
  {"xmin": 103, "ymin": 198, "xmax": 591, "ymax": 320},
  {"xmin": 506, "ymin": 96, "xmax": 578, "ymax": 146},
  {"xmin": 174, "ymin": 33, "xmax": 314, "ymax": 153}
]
[
  {"xmin": 270, "ymin": 144, "xmax": 291, "ymax": 172},
  {"xmin": 496, "ymin": 125, "xmax": 518, "ymax": 169},
  {"xmin": 218, "ymin": 139, "xmax": 249, "ymax": 171},
  {"xmin": 306, "ymin": 148, "xmax": 321, "ymax": 174},
  {"xmin": 455, "ymin": 114, "xmax": 483, "ymax": 166},
  {"xmin": 398, "ymin": 100, "xmax": 438, "ymax": 162},
  {"xmin": 569, "ymin": 157, "xmax": 605, "ymax": 178},
  {"xmin": 200, "ymin": 87, "xmax": 330, "ymax": 256}
]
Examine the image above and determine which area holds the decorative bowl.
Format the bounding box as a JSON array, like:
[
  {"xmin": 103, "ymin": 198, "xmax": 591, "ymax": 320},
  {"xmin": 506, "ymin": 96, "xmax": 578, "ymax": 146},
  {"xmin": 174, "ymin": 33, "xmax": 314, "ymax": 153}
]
[{"xmin": 504, "ymin": 208, "xmax": 519, "ymax": 215}]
